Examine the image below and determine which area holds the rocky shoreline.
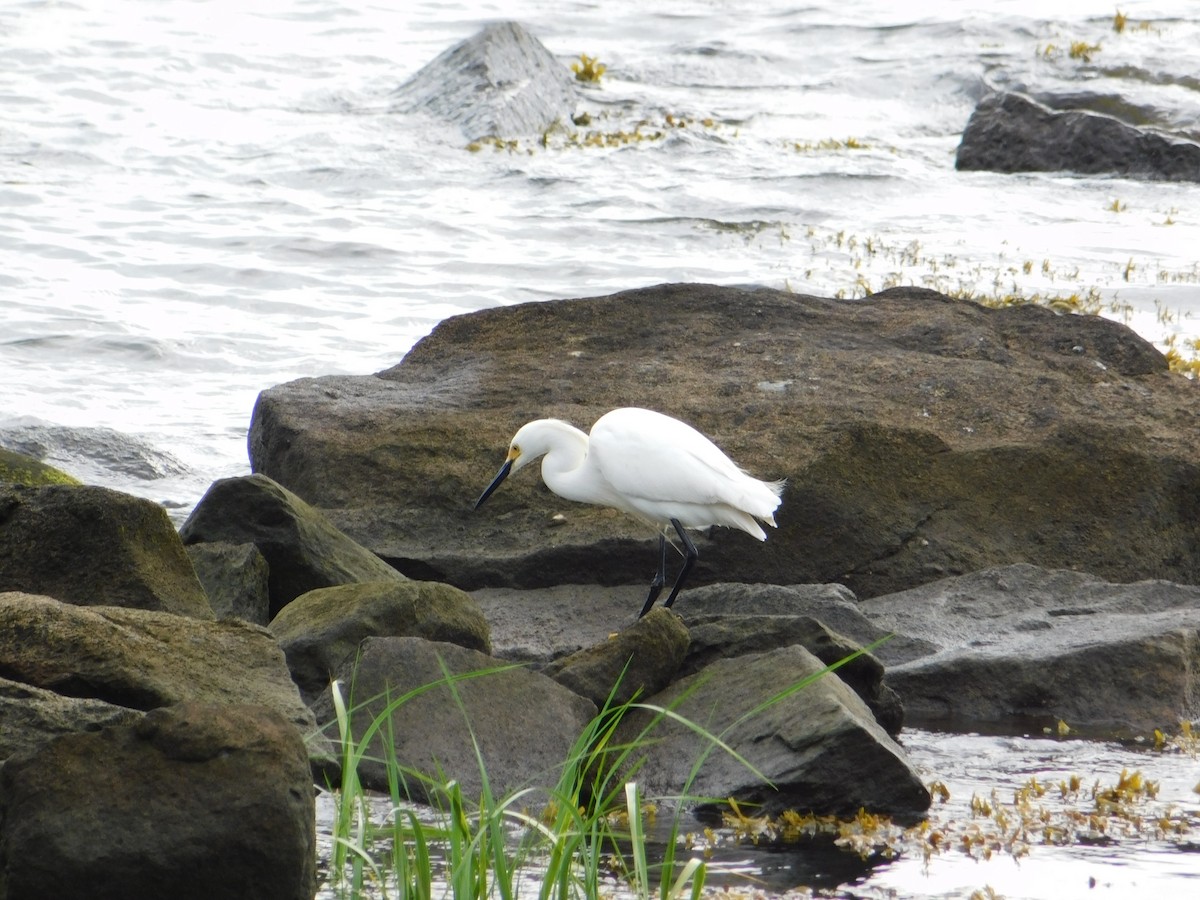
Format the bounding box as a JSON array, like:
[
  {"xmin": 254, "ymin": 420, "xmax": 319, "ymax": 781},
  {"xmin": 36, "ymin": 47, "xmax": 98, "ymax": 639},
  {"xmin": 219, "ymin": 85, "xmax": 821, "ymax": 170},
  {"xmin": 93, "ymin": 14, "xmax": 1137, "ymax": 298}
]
[
  {"xmin": 3, "ymin": 282, "xmax": 1199, "ymax": 898},
  {"xmin": 6, "ymin": 17, "xmax": 1200, "ymax": 899}
]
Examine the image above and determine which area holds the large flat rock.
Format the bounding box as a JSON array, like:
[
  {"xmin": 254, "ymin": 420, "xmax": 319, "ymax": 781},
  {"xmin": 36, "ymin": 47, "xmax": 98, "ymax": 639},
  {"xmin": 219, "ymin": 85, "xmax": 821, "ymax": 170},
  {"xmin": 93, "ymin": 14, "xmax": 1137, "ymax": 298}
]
[
  {"xmin": 248, "ymin": 283, "xmax": 1200, "ymax": 600},
  {"xmin": 856, "ymin": 564, "xmax": 1200, "ymax": 736}
]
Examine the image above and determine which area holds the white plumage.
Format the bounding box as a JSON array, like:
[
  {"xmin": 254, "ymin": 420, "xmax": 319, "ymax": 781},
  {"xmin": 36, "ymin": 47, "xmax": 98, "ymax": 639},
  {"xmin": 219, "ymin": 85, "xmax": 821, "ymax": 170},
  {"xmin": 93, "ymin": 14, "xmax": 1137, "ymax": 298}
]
[{"xmin": 474, "ymin": 407, "xmax": 783, "ymax": 617}]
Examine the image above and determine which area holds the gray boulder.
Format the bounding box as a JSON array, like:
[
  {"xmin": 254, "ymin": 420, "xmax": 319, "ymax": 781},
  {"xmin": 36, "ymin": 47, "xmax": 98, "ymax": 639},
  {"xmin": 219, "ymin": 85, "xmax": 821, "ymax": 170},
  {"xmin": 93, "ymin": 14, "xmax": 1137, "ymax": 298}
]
[
  {"xmin": 186, "ymin": 540, "xmax": 271, "ymax": 624},
  {"xmin": 310, "ymin": 636, "xmax": 597, "ymax": 801},
  {"xmin": 391, "ymin": 21, "xmax": 578, "ymax": 140},
  {"xmin": 0, "ymin": 592, "xmax": 319, "ymax": 759},
  {"xmin": 248, "ymin": 283, "xmax": 1199, "ymax": 602},
  {"xmin": 857, "ymin": 564, "xmax": 1200, "ymax": 736},
  {"xmin": 180, "ymin": 473, "xmax": 406, "ymax": 617},
  {"xmin": 471, "ymin": 584, "xmax": 656, "ymax": 663},
  {"xmin": 0, "ymin": 677, "xmax": 142, "ymax": 764},
  {"xmin": 956, "ymin": 90, "xmax": 1200, "ymax": 180},
  {"xmin": 269, "ymin": 580, "xmax": 493, "ymax": 704},
  {"xmin": 679, "ymin": 620, "xmax": 902, "ymax": 737},
  {"xmin": 0, "ymin": 484, "xmax": 212, "ymax": 618},
  {"xmin": 0, "ymin": 703, "xmax": 315, "ymax": 900},
  {"xmin": 612, "ymin": 645, "xmax": 931, "ymax": 821},
  {"xmin": 542, "ymin": 607, "xmax": 689, "ymax": 707}
]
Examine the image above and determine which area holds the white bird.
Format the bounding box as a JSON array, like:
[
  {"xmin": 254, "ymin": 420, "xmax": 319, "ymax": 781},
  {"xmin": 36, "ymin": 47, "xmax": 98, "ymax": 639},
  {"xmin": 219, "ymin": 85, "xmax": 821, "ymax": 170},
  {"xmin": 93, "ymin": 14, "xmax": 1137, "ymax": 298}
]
[{"xmin": 474, "ymin": 407, "xmax": 784, "ymax": 617}]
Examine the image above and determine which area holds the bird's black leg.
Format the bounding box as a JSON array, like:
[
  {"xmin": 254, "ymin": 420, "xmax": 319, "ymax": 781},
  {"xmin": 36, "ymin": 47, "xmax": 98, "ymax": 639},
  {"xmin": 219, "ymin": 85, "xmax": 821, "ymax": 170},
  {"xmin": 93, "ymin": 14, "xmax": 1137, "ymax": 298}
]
[
  {"xmin": 663, "ymin": 518, "xmax": 697, "ymax": 609},
  {"xmin": 638, "ymin": 533, "xmax": 669, "ymax": 618}
]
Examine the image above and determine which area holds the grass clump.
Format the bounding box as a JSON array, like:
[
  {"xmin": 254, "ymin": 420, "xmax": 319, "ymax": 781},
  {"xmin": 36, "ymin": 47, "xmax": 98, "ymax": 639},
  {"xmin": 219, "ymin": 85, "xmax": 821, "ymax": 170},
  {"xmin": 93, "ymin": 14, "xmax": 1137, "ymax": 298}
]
[
  {"xmin": 319, "ymin": 662, "xmax": 719, "ymax": 899},
  {"xmin": 318, "ymin": 645, "xmax": 883, "ymax": 898}
]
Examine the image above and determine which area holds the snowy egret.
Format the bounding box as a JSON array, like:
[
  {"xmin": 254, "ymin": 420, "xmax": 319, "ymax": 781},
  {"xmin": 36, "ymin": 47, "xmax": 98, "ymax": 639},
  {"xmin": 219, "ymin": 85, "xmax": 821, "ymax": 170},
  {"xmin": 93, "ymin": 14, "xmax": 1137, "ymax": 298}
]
[{"xmin": 474, "ymin": 407, "xmax": 784, "ymax": 617}]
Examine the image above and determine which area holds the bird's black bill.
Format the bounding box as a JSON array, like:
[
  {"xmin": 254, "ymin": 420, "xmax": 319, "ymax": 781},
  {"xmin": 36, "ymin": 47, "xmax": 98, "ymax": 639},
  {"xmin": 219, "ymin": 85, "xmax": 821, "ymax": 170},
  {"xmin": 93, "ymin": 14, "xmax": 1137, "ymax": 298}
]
[{"xmin": 474, "ymin": 458, "xmax": 513, "ymax": 509}]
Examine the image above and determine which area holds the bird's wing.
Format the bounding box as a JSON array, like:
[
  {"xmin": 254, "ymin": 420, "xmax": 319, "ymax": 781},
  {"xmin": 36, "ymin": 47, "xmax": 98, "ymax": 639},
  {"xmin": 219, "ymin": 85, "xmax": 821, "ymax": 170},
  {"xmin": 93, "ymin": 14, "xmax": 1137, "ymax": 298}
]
[{"xmin": 589, "ymin": 409, "xmax": 770, "ymax": 512}]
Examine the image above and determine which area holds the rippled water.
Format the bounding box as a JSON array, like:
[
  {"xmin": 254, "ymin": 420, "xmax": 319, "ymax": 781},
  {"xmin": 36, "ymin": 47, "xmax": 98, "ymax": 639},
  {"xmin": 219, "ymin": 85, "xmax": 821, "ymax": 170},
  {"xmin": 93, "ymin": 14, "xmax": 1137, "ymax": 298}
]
[
  {"xmin": 5, "ymin": 3, "xmax": 1200, "ymax": 894},
  {"xmin": 4, "ymin": 0, "xmax": 1200, "ymax": 513}
]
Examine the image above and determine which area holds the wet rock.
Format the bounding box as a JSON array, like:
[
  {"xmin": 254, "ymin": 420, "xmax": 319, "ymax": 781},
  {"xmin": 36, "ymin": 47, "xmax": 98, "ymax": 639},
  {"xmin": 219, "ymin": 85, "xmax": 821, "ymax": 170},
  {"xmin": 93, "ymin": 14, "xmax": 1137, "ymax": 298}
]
[
  {"xmin": 248, "ymin": 284, "xmax": 1200, "ymax": 602},
  {"xmin": 956, "ymin": 91, "xmax": 1200, "ymax": 181},
  {"xmin": 0, "ymin": 592, "xmax": 319, "ymax": 759},
  {"xmin": 0, "ymin": 703, "xmax": 315, "ymax": 900},
  {"xmin": 186, "ymin": 540, "xmax": 271, "ymax": 624},
  {"xmin": 0, "ymin": 446, "xmax": 79, "ymax": 486},
  {"xmin": 179, "ymin": 473, "xmax": 406, "ymax": 617},
  {"xmin": 391, "ymin": 21, "xmax": 578, "ymax": 140},
  {"xmin": 269, "ymin": 580, "xmax": 493, "ymax": 704},
  {"xmin": 0, "ymin": 422, "xmax": 189, "ymax": 482},
  {"xmin": 858, "ymin": 564, "xmax": 1200, "ymax": 736},
  {"xmin": 612, "ymin": 645, "xmax": 931, "ymax": 822},
  {"xmin": 0, "ymin": 484, "xmax": 212, "ymax": 618},
  {"xmin": 310, "ymin": 636, "xmax": 597, "ymax": 801},
  {"xmin": 541, "ymin": 607, "xmax": 689, "ymax": 707}
]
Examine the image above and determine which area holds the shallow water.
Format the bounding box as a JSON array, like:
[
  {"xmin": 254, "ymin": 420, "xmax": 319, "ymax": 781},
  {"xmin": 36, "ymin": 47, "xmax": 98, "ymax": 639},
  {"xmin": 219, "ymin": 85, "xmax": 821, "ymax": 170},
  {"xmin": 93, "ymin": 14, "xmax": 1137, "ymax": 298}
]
[
  {"xmin": 314, "ymin": 727, "xmax": 1200, "ymax": 898},
  {"xmin": 3, "ymin": 0, "xmax": 1200, "ymax": 515}
]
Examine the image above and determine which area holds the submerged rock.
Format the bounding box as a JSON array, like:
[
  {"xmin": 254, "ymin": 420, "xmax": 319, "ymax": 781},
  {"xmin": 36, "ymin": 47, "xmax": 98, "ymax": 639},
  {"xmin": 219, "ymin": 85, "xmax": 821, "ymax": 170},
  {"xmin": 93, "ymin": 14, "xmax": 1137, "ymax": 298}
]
[
  {"xmin": 180, "ymin": 473, "xmax": 406, "ymax": 617},
  {"xmin": 0, "ymin": 421, "xmax": 189, "ymax": 482},
  {"xmin": 0, "ymin": 703, "xmax": 315, "ymax": 900},
  {"xmin": 249, "ymin": 283, "xmax": 1200, "ymax": 601},
  {"xmin": 956, "ymin": 91, "xmax": 1200, "ymax": 180},
  {"xmin": 391, "ymin": 21, "xmax": 578, "ymax": 140},
  {"xmin": 856, "ymin": 564, "xmax": 1200, "ymax": 736},
  {"xmin": 0, "ymin": 483, "xmax": 212, "ymax": 618}
]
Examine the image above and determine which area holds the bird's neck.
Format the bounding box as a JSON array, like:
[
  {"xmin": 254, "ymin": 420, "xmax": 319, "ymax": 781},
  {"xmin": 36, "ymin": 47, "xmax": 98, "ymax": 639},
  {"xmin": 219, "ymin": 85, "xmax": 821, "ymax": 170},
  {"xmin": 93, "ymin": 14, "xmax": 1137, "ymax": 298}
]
[{"xmin": 538, "ymin": 423, "xmax": 599, "ymax": 504}]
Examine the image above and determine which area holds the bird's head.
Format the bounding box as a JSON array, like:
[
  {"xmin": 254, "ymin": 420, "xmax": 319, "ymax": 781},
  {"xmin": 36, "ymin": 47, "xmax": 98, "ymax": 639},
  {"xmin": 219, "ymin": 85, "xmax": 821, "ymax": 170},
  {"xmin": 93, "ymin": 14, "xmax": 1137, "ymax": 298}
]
[{"xmin": 473, "ymin": 419, "xmax": 571, "ymax": 509}]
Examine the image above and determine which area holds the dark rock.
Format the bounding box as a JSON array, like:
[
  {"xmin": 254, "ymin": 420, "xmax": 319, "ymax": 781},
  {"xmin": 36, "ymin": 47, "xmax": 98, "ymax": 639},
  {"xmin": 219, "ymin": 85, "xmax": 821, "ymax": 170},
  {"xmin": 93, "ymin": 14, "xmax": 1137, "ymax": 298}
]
[
  {"xmin": 269, "ymin": 580, "xmax": 493, "ymax": 704},
  {"xmin": 0, "ymin": 447, "xmax": 79, "ymax": 486},
  {"xmin": 179, "ymin": 473, "xmax": 406, "ymax": 617},
  {"xmin": 956, "ymin": 91, "xmax": 1200, "ymax": 181},
  {"xmin": 186, "ymin": 541, "xmax": 271, "ymax": 624},
  {"xmin": 0, "ymin": 592, "xmax": 319, "ymax": 755},
  {"xmin": 391, "ymin": 21, "xmax": 578, "ymax": 140},
  {"xmin": 858, "ymin": 564, "xmax": 1200, "ymax": 736},
  {"xmin": 679, "ymin": 582, "xmax": 884, "ymax": 637},
  {"xmin": 0, "ymin": 484, "xmax": 212, "ymax": 618},
  {"xmin": 679, "ymin": 612, "xmax": 903, "ymax": 737},
  {"xmin": 611, "ymin": 645, "xmax": 930, "ymax": 822},
  {"xmin": 248, "ymin": 283, "xmax": 1200, "ymax": 601},
  {"xmin": 310, "ymin": 636, "xmax": 597, "ymax": 801},
  {"xmin": 541, "ymin": 607, "xmax": 689, "ymax": 707},
  {"xmin": 0, "ymin": 703, "xmax": 315, "ymax": 900},
  {"xmin": 0, "ymin": 677, "xmax": 142, "ymax": 763}
]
